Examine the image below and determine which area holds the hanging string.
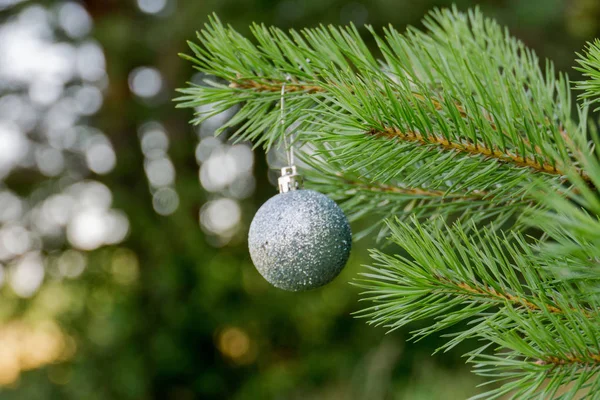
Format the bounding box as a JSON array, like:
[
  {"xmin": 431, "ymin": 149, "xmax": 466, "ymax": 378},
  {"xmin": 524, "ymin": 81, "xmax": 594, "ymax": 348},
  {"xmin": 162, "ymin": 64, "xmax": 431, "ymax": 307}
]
[{"xmin": 280, "ymin": 76, "xmax": 294, "ymax": 167}]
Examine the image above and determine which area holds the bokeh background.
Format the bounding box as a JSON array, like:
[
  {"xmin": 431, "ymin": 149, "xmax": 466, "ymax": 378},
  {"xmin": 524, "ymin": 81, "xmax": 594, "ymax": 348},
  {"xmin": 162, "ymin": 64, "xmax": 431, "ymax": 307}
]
[{"xmin": 0, "ymin": 0, "xmax": 598, "ymax": 399}]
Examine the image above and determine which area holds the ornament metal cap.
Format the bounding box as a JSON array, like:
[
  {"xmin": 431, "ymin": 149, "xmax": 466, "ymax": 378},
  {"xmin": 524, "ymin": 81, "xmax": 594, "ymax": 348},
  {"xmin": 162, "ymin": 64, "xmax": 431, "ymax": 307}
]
[{"xmin": 278, "ymin": 165, "xmax": 303, "ymax": 193}]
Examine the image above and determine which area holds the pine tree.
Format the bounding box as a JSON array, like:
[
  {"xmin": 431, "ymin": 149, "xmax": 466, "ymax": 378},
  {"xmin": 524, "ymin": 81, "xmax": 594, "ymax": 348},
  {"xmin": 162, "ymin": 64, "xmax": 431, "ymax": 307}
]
[{"xmin": 176, "ymin": 7, "xmax": 600, "ymax": 399}]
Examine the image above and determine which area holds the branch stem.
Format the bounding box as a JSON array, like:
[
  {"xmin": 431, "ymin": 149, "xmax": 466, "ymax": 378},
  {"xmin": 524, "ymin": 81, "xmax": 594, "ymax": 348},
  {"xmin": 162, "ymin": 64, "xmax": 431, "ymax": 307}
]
[
  {"xmin": 441, "ymin": 277, "xmax": 594, "ymax": 318},
  {"xmin": 371, "ymin": 126, "xmax": 590, "ymax": 182},
  {"xmin": 536, "ymin": 354, "xmax": 600, "ymax": 366},
  {"xmin": 447, "ymin": 279, "xmax": 563, "ymax": 314}
]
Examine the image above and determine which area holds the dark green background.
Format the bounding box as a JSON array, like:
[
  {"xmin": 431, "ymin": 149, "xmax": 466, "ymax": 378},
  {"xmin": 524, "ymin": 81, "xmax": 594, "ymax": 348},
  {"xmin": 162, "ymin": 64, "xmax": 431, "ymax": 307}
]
[{"xmin": 1, "ymin": 0, "xmax": 599, "ymax": 399}]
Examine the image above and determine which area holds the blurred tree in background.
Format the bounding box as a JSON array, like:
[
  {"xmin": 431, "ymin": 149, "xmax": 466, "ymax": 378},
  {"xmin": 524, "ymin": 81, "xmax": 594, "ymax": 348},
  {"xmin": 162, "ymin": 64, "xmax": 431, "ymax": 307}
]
[{"xmin": 0, "ymin": 0, "xmax": 599, "ymax": 399}]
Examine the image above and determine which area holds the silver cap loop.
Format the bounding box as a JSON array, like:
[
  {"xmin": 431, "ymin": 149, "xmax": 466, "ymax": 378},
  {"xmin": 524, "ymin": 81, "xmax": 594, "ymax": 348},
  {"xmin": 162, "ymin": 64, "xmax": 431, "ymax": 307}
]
[{"xmin": 278, "ymin": 166, "xmax": 303, "ymax": 193}]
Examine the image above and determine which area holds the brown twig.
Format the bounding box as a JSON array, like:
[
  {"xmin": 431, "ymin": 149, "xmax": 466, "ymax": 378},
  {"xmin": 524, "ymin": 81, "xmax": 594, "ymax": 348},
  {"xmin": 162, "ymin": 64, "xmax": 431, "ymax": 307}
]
[
  {"xmin": 445, "ymin": 278, "xmax": 594, "ymax": 319},
  {"xmin": 452, "ymin": 281, "xmax": 563, "ymax": 314},
  {"xmin": 370, "ymin": 126, "xmax": 591, "ymax": 182},
  {"xmin": 229, "ymin": 78, "xmax": 322, "ymax": 93},
  {"xmin": 535, "ymin": 353, "xmax": 600, "ymax": 366}
]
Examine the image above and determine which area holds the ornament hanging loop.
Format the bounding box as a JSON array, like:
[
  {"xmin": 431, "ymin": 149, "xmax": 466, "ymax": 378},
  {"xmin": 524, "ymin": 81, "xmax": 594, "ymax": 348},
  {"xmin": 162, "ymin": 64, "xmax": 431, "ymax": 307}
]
[
  {"xmin": 278, "ymin": 165, "xmax": 303, "ymax": 193},
  {"xmin": 278, "ymin": 76, "xmax": 303, "ymax": 193}
]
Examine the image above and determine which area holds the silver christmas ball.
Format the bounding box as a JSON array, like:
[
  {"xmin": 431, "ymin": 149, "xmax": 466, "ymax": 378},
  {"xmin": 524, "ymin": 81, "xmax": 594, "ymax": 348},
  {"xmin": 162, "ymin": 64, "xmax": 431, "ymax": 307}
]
[{"xmin": 248, "ymin": 189, "xmax": 352, "ymax": 291}]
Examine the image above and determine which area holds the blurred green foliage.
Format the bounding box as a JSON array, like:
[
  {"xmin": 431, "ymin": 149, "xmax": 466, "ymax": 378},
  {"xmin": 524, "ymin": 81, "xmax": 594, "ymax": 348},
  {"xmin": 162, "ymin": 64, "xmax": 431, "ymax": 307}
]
[{"xmin": 1, "ymin": 0, "xmax": 600, "ymax": 399}]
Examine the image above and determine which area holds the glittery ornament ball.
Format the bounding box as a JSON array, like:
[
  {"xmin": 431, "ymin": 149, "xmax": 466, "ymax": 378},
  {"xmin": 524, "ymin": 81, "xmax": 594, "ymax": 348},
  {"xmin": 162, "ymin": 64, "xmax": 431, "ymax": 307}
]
[{"xmin": 248, "ymin": 189, "xmax": 352, "ymax": 291}]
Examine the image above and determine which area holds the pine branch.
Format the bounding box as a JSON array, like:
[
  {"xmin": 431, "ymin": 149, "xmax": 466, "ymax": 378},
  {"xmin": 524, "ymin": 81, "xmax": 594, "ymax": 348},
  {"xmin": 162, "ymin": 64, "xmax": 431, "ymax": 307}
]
[
  {"xmin": 176, "ymin": 9, "xmax": 590, "ymax": 239},
  {"xmin": 358, "ymin": 218, "xmax": 600, "ymax": 398},
  {"xmin": 468, "ymin": 307, "xmax": 600, "ymax": 399},
  {"xmin": 229, "ymin": 75, "xmax": 589, "ymax": 181},
  {"xmin": 177, "ymin": 8, "xmax": 600, "ymax": 398},
  {"xmin": 302, "ymin": 154, "xmax": 530, "ymax": 240},
  {"xmin": 357, "ymin": 218, "xmax": 592, "ymax": 332}
]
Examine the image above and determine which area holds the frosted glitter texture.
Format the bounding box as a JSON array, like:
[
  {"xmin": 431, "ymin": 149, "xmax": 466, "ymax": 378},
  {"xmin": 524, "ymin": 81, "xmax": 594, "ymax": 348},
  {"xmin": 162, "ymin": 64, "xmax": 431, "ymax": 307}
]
[{"xmin": 248, "ymin": 189, "xmax": 352, "ymax": 291}]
